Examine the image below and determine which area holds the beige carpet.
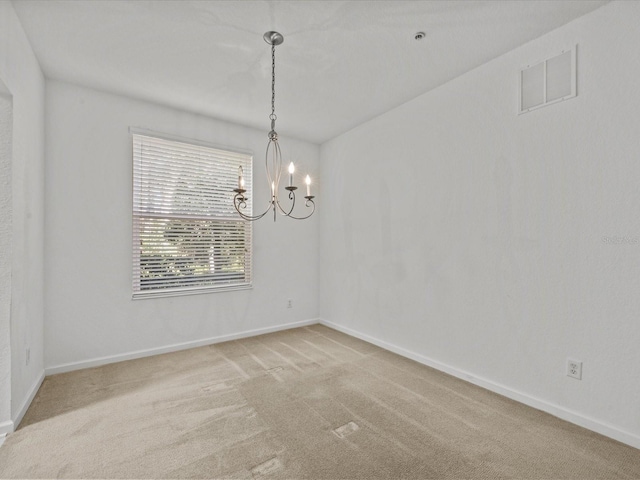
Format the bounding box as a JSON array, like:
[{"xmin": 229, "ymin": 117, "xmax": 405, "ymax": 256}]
[{"xmin": 1, "ymin": 325, "xmax": 639, "ymax": 479}]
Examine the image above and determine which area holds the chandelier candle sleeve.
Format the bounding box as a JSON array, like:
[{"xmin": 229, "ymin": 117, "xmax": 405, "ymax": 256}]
[
  {"xmin": 305, "ymin": 175, "xmax": 311, "ymax": 197},
  {"xmin": 288, "ymin": 162, "xmax": 295, "ymax": 187},
  {"xmin": 238, "ymin": 166, "xmax": 244, "ymax": 190}
]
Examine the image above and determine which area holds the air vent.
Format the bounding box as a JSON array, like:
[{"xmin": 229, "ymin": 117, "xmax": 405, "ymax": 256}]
[{"xmin": 519, "ymin": 46, "xmax": 576, "ymax": 114}]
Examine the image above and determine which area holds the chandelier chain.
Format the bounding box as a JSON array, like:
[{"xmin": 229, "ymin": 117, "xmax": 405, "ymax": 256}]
[{"xmin": 270, "ymin": 43, "xmax": 276, "ymax": 120}]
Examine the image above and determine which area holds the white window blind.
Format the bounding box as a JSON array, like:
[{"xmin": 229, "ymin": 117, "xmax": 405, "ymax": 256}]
[{"xmin": 132, "ymin": 132, "xmax": 252, "ymax": 298}]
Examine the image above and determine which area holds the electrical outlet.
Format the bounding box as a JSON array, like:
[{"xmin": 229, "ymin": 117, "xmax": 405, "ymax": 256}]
[
  {"xmin": 567, "ymin": 359, "xmax": 582, "ymax": 380},
  {"xmin": 287, "ymin": 299, "xmax": 293, "ymax": 309},
  {"xmin": 26, "ymin": 347, "xmax": 30, "ymax": 366}
]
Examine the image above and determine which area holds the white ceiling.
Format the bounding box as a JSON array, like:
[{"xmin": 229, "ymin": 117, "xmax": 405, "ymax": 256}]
[{"xmin": 13, "ymin": 0, "xmax": 607, "ymax": 143}]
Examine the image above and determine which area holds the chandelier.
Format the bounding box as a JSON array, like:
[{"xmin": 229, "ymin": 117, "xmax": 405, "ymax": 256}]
[{"xmin": 233, "ymin": 31, "xmax": 315, "ymax": 222}]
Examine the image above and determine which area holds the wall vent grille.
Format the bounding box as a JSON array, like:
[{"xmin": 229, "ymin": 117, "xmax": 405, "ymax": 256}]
[{"xmin": 519, "ymin": 46, "xmax": 576, "ymax": 114}]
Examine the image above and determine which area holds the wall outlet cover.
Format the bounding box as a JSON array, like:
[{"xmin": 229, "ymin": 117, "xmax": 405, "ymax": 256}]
[{"xmin": 567, "ymin": 359, "xmax": 582, "ymax": 380}]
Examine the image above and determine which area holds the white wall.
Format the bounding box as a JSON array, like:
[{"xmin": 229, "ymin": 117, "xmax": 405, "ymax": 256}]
[
  {"xmin": 0, "ymin": 87, "xmax": 12, "ymax": 434},
  {"xmin": 320, "ymin": 0, "xmax": 640, "ymax": 447},
  {"xmin": 45, "ymin": 80, "xmax": 319, "ymax": 371},
  {"xmin": 0, "ymin": 0, "xmax": 45, "ymax": 434}
]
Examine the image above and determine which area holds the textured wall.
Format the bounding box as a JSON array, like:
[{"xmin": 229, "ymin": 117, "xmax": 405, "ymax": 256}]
[
  {"xmin": 320, "ymin": 1, "xmax": 640, "ymax": 446},
  {"xmin": 0, "ymin": 1, "xmax": 45, "ymax": 430},
  {"xmin": 44, "ymin": 80, "xmax": 319, "ymax": 369},
  {"xmin": 0, "ymin": 92, "xmax": 12, "ymax": 430}
]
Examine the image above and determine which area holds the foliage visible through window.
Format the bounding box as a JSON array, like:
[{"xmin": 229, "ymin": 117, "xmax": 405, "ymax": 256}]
[{"xmin": 132, "ymin": 132, "xmax": 252, "ymax": 298}]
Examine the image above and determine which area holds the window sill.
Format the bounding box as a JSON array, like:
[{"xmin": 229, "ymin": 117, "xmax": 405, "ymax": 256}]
[{"xmin": 132, "ymin": 283, "xmax": 252, "ymax": 300}]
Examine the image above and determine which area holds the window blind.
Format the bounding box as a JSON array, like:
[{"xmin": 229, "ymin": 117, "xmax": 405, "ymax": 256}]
[{"xmin": 132, "ymin": 132, "xmax": 252, "ymax": 298}]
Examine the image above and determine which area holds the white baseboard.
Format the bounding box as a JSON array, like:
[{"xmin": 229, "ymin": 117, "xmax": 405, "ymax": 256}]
[
  {"xmin": 12, "ymin": 370, "xmax": 45, "ymax": 430},
  {"xmin": 0, "ymin": 372, "xmax": 44, "ymax": 443},
  {"xmin": 320, "ymin": 318, "xmax": 640, "ymax": 450},
  {"xmin": 0, "ymin": 420, "xmax": 14, "ymax": 442},
  {"xmin": 45, "ymin": 318, "xmax": 320, "ymax": 376}
]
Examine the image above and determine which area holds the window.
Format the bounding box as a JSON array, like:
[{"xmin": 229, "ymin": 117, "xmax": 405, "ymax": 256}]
[{"xmin": 132, "ymin": 130, "xmax": 252, "ymax": 298}]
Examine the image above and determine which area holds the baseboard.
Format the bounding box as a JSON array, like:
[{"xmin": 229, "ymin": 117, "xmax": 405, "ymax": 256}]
[
  {"xmin": 46, "ymin": 318, "xmax": 320, "ymax": 376},
  {"xmin": 0, "ymin": 370, "xmax": 45, "ymax": 443},
  {"xmin": 319, "ymin": 318, "xmax": 640, "ymax": 450},
  {"xmin": 12, "ymin": 370, "xmax": 45, "ymax": 430},
  {"xmin": 0, "ymin": 419, "xmax": 14, "ymax": 444}
]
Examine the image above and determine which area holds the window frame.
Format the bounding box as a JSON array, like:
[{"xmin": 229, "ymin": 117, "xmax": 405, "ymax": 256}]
[{"xmin": 130, "ymin": 127, "xmax": 253, "ymax": 299}]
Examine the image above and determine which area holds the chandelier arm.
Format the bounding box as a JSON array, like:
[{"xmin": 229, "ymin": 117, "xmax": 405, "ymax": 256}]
[
  {"xmin": 281, "ymin": 198, "xmax": 315, "ymax": 220},
  {"xmin": 274, "ymin": 140, "xmax": 283, "ymax": 188},
  {"xmin": 233, "ymin": 193, "xmax": 272, "ymax": 221},
  {"xmin": 265, "ymin": 140, "xmax": 274, "ymax": 187},
  {"xmin": 265, "ymin": 138, "xmax": 283, "ymax": 194},
  {"xmin": 274, "ymin": 190, "xmax": 296, "ymax": 216}
]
